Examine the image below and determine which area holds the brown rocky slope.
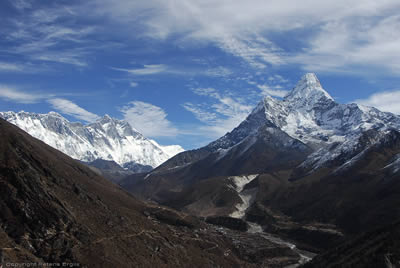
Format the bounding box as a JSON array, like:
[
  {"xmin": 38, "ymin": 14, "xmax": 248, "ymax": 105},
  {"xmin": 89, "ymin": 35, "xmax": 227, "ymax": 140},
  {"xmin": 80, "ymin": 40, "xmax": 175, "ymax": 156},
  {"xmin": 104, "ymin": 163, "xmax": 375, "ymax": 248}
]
[{"xmin": 0, "ymin": 118, "xmax": 303, "ymax": 267}]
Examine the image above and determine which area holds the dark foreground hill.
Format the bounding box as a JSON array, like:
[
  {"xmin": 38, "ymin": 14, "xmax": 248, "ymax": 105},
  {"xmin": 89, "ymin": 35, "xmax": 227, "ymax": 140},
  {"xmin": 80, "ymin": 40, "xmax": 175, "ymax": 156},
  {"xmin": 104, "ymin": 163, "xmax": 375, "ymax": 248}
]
[
  {"xmin": 0, "ymin": 118, "xmax": 304, "ymax": 267},
  {"xmin": 304, "ymin": 220, "xmax": 400, "ymax": 268}
]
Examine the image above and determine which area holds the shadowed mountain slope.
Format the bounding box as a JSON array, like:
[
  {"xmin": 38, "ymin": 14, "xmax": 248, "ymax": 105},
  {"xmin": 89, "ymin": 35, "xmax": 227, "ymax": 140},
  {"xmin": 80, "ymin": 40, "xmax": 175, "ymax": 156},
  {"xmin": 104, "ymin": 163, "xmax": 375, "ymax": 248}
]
[
  {"xmin": 304, "ymin": 221, "xmax": 400, "ymax": 268},
  {"xmin": 0, "ymin": 118, "xmax": 304, "ymax": 267}
]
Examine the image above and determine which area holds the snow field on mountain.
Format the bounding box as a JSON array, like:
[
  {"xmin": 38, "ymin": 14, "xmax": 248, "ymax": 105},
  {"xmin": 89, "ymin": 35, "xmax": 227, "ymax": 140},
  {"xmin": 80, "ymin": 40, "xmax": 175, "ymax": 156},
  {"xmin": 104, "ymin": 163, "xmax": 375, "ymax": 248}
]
[{"xmin": 0, "ymin": 111, "xmax": 184, "ymax": 168}]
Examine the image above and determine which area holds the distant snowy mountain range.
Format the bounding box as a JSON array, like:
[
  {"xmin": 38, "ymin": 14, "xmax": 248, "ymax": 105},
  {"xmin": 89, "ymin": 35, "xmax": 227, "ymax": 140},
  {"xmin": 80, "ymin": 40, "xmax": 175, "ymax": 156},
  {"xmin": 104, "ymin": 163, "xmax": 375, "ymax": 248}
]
[{"xmin": 0, "ymin": 111, "xmax": 184, "ymax": 169}]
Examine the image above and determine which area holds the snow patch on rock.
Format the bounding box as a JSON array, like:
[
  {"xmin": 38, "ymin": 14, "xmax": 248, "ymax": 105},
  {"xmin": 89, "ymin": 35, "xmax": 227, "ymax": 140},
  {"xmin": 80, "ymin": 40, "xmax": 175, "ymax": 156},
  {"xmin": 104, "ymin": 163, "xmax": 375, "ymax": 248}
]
[{"xmin": 384, "ymin": 153, "xmax": 400, "ymax": 174}]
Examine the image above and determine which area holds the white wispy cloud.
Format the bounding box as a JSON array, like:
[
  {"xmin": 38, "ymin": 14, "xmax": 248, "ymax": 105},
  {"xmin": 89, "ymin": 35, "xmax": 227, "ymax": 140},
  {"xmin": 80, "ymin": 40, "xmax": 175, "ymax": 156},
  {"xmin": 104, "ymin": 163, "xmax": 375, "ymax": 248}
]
[
  {"xmin": 216, "ymin": 34, "xmax": 283, "ymax": 69},
  {"xmin": 3, "ymin": 5, "xmax": 97, "ymax": 67},
  {"xmin": 8, "ymin": 0, "xmax": 399, "ymax": 74},
  {"xmin": 11, "ymin": 0, "xmax": 32, "ymax": 10},
  {"xmin": 129, "ymin": 82, "xmax": 138, "ymax": 87},
  {"xmin": 112, "ymin": 64, "xmax": 168, "ymax": 75},
  {"xmin": 120, "ymin": 101, "xmax": 179, "ymax": 137},
  {"xmin": 354, "ymin": 90, "xmax": 400, "ymax": 115},
  {"xmin": 87, "ymin": 0, "xmax": 400, "ymax": 74},
  {"xmin": 0, "ymin": 82, "xmax": 100, "ymax": 123},
  {"xmin": 257, "ymin": 85, "xmax": 289, "ymax": 98},
  {"xmin": 0, "ymin": 85, "xmax": 48, "ymax": 103},
  {"xmin": 183, "ymin": 87, "xmax": 253, "ymax": 138},
  {"xmin": 47, "ymin": 98, "xmax": 100, "ymax": 122},
  {"xmin": 32, "ymin": 51, "xmax": 88, "ymax": 67},
  {"xmin": 0, "ymin": 61, "xmax": 51, "ymax": 73},
  {"xmin": 204, "ymin": 66, "xmax": 233, "ymax": 77},
  {"xmin": 292, "ymin": 14, "xmax": 400, "ymax": 74},
  {"xmin": 182, "ymin": 103, "xmax": 218, "ymax": 123},
  {"xmin": 0, "ymin": 62, "xmax": 24, "ymax": 72},
  {"xmin": 191, "ymin": 87, "xmax": 219, "ymax": 98},
  {"xmin": 268, "ymin": 74, "xmax": 289, "ymax": 83}
]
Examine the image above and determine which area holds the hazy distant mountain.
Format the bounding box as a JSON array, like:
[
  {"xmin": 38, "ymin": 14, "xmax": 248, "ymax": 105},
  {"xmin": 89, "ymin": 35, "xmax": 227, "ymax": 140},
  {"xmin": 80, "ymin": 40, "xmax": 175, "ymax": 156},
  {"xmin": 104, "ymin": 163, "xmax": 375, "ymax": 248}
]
[
  {"xmin": 0, "ymin": 111, "xmax": 184, "ymax": 171},
  {"xmin": 83, "ymin": 159, "xmax": 152, "ymax": 183}
]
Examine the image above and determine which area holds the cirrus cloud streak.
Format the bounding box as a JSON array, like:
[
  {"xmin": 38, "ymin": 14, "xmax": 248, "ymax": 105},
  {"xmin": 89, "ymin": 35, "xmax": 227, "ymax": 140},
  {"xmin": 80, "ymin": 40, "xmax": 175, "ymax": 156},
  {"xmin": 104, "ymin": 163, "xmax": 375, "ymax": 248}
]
[
  {"xmin": 120, "ymin": 101, "xmax": 179, "ymax": 137},
  {"xmin": 354, "ymin": 90, "xmax": 400, "ymax": 115}
]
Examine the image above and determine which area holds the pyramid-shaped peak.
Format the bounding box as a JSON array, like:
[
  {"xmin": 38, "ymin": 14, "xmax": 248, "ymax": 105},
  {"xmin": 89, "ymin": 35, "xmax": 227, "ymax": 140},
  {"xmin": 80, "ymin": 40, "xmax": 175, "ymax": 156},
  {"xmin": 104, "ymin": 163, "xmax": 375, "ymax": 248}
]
[
  {"xmin": 103, "ymin": 114, "xmax": 112, "ymax": 120},
  {"xmin": 94, "ymin": 114, "xmax": 141, "ymax": 137},
  {"xmin": 302, "ymin": 73, "xmax": 321, "ymax": 87},
  {"xmin": 284, "ymin": 73, "xmax": 333, "ymax": 102},
  {"xmin": 99, "ymin": 114, "xmax": 114, "ymax": 123}
]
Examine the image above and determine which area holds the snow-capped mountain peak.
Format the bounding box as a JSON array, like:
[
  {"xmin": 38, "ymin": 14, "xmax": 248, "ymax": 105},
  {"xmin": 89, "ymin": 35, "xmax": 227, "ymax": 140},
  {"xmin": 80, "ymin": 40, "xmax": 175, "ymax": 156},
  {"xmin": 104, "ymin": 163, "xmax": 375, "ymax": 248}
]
[
  {"xmin": 284, "ymin": 73, "xmax": 334, "ymax": 108},
  {"xmin": 0, "ymin": 111, "xmax": 184, "ymax": 169},
  {"xmin": 99, "ymin": 114, "xmax": 113, "ymax": 123},
  {"xmin": 203, "ymin": 73, "xmax": 400, "ymax": 173},
  {"xmin": 89, "ymin": 114, "xmax": 142, "ymax": 139},
  {"xmin": 48, "ymin": 111, "xmax": 65, "ymax": 118}
]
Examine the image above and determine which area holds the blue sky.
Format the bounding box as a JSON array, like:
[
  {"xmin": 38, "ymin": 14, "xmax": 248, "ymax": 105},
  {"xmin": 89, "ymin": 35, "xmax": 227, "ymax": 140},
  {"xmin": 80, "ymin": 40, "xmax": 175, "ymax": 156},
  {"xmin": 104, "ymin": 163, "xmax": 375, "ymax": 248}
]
[{"xmin": 1, "ymin": 0, "xmax": 400, "ymax": 149}]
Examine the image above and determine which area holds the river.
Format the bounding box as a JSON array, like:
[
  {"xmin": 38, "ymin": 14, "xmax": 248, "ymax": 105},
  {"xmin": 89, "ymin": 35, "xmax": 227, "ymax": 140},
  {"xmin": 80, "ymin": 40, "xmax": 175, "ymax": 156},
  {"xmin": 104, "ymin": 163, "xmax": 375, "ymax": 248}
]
[{"xmin": 247, "ymin": 222, "xmax": 316, "ymax": 267}]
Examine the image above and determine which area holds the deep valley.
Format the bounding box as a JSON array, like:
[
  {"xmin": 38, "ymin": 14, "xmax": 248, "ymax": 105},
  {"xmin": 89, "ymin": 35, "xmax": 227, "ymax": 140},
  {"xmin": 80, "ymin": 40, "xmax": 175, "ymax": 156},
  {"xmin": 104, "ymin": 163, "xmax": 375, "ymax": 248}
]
[{"xmin": 1, "ymin": 74, "xmax": 400, "ymax": 267}]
